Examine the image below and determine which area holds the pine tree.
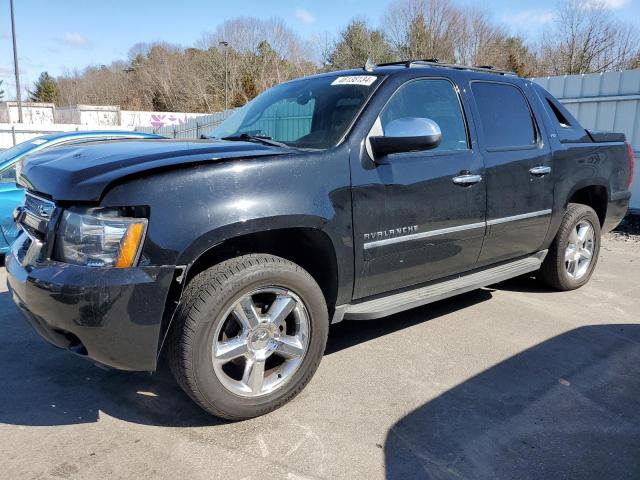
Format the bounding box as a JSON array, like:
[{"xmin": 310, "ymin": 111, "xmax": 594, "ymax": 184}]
[
  {"xmin": 29, "ymin": 72, "xmax": 59, "ymax": 103},
  {"xmin": 0, "ymin": 80, "xmax": 4, "ymax": 101}
]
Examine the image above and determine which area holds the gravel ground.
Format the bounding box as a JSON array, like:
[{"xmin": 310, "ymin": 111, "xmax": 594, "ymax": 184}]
[
  {"xmin": 610, "ymin": 214, "xmax": 640, "ymax": 243},
  {"xmin": 0, "ymin": 233, "xmax": 639, "ymax": 479}
]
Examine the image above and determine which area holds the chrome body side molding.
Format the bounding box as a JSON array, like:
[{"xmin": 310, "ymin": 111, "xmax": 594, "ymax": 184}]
[
  {"xmin": 486, "ymin": 209, "xmax": 552, "ymax": 226},
  {"xmin": 363, "ymin": 209, "xmax": 552, "ymax": 250},
  {"xmin": 363, "ymin": 221, "xmax": 485, "ymax": 250}
]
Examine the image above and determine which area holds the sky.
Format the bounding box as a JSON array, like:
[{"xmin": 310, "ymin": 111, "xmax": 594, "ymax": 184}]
[{"xmin": 1, "ymin": 0, "xmax": 639, "ymax": 99}]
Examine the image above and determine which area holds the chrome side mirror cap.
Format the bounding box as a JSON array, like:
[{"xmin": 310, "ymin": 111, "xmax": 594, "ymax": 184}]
[{"xmin": 370, "ymin": 117, "xmax": 442, "ymax": 157}]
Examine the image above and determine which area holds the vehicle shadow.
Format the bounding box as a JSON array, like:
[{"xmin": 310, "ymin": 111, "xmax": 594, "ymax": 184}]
[
  {"xmin": 384, "ymin": 323, "xmax": 640, "ymax": 479},
  {"xmin": 489, "ymin": 273, "xmax": 558, "ymax": 294},
  {"xmin": 326, "ymin": 289, "xmax": 492, "ymax": 355},
  {"xmin": 0, "ymin": 287, "xmax": 492, "ymax": 429},
  {"xmin": 0, "ymin": 289, "xmax": 221, "ymax": 428}
]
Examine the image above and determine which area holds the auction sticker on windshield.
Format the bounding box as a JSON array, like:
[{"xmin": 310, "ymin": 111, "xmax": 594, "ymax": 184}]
[{"xmin": 331, "ymin": 76, "xmax": 377, "ymax": 86}]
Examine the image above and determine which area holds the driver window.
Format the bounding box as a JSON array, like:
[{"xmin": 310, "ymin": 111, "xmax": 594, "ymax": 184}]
[
  {"xmin": 0, "ymin": 164, "xmax": 17, "ymax": 183},
  {"xmin": 380, "ymin": 79, "xmax": 469, "ymax": 151}
]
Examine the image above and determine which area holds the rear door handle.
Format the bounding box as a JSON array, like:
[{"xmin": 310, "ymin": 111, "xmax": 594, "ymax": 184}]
[
  {"xmin": 452, "ymin": 173, "xmax": 482, "ymax": 186},
  {"xmin": 529, "ymin": 165, "xmax": 551, "ymax": 177}
]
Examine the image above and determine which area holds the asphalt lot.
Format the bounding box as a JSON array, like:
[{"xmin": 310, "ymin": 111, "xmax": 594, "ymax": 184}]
[{"xmin": 1, "ymin": 235, "xmax": 639, "ymax": 480}]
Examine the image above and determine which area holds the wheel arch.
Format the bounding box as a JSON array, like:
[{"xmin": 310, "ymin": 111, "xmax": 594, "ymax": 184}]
[
  {"xmin": 183, "ymin": 225, "xmax": 340, "ymax": 310},
  {"xmin": 157, "ymin": 219, "xmax": 342, "ymax": 360},
  {"xmin": 566, "ymin": 183, "xmax": 608, "ymax": 227}
]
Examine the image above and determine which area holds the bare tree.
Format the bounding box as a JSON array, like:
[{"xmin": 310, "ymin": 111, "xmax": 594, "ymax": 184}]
[
  {"xmin": 384, "ymin": 0, "xmax": 464, "ymax": 62},
  {"xmin": 540, "ymin": 0, "xmax": 640, "ymax": 74},
  {"xmin": 51, "ymin": 5, "xmax": 639, "ymax": 113}
]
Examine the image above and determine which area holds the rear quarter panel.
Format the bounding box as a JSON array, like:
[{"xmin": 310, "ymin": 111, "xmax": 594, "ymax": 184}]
[{"xmin": 545, "ymin": 141, "xmax": 630, "ymax": 242}]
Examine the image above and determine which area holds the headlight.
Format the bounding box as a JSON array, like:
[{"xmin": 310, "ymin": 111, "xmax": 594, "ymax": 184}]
[{"xmin": 54, "ymin": 208, "xmax": 148, "ymax": 268}]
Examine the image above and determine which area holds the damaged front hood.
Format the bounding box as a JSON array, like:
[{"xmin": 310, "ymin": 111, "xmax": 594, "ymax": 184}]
[{"xmin": 19, "ymin": 139, "xmax": 291, "ymax": 202}]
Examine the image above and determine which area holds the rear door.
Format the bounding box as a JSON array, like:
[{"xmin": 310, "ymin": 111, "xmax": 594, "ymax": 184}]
[
  {"xmin": 468, "ymin": 80, "xmax": 554, "ymax": 265},
  {"xmin": 350, "ymin": 76, "xmax": 486, "ymax": 299}
]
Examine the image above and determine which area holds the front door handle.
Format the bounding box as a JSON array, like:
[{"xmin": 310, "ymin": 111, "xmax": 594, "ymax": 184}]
[
  {"xmin": 529, "ymin": 165, "xmax": 551, "ymax": 177},
  {"xmin": 452, "ymin": 173, "xmax": 483, "ymax": 186}
]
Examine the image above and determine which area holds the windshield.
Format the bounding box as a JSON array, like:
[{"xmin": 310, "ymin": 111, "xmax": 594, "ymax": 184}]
[
  {"xmin": 0, "ymin": 137, "xmax": 50, "ymax": 165},
  {"xmin": 208, "ymin": 74, "xmax": 382, "ymax": 149}
]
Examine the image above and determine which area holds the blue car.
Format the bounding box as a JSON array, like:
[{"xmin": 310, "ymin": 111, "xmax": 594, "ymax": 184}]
[{"xmin": 0, "ymin": 130, "xmax": 163, "ymax": 257}]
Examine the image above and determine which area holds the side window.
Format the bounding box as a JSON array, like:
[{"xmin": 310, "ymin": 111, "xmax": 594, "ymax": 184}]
[
  {"xmin": 471, "ymin": 82, "xmax": 537, "ymax": 150},
  {"xmin": 546, "ymin": 99, "xmax": 572, "ymax": 128},
  {"xmin": 380, "ymin": 79, "xmax": 469, "ymax": 151},
  {"xmin": 0, "ymin": 164, "xmax": 16, "ymax": 183}
]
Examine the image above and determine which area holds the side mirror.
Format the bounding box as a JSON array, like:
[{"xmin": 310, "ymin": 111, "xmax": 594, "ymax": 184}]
[{"xmin": 369, "ymin": 117, "xmax": 442, "ymax": 157}]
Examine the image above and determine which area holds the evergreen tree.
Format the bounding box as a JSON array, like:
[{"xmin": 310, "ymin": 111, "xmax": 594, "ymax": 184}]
[
  {"xmin": 29, "ymin": 72, "xmax": 59, "ymax": 103},
  {"xmin": 328, "ymin": 19, "xmax": 394, "ymax": 70},
  {"xmin": 0, "ymin": 80, "xmax": 4, "ymax": 101}
]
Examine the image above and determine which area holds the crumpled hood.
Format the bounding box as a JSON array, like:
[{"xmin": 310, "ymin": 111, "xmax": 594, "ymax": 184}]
[{"xmin": 19, "ymin": 139, "xmax": 290, "ymax": 202}]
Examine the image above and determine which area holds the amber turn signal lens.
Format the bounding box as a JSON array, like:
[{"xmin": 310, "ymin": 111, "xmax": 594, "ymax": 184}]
[{"xmin": 115, "ymin": 222, "xmax": 146, "ymax": 268}]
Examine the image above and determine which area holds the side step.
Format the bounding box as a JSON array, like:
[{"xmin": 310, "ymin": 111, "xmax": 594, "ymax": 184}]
[{"xmin": 334, "ymin": 250, "xmax": 547, "ymax": 323}]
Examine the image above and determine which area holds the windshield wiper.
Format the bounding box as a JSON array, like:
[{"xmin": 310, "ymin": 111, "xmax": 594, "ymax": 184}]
[{"xmin": 220, "ymin": 133, "xmax": 292, "ymax": 149}]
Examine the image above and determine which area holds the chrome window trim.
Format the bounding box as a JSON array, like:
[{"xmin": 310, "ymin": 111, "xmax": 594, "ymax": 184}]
[{"xmin": 364, "ymin": 209, "xmax": 552, "ymax": 249}]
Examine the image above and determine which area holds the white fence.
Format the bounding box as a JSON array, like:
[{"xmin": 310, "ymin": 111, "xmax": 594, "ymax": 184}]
[
  {"xmin": 532, "ymin": 70, "xmax": 640, "ymax": 211},
  {"xmin": 134, "ymin": 110, "xmax": 233, "ymax": 139}
]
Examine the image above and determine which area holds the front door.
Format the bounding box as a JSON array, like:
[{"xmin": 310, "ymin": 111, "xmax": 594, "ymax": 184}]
[
  {"xmin": 351, "ymin": 77, "xmax": 486, "ymax": 299},
  {"xmin": 467, "ymin": 80, "xmax": 554, "ymax": 266}
]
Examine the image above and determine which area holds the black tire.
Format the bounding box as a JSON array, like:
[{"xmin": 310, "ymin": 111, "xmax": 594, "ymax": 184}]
[
  {"xmin": 168, "ymin": 254, "xmax": 328, "ymax": 420},
  {"xmin": 539, "ymin": 203, "xmax": 601, "ymax": 291}
]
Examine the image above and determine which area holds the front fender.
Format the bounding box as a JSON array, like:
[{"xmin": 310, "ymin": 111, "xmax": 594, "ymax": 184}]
[
  {"xmin": 176, "ymin": 214, "xmax": 330, "ymax": 266},
  {"xmin": 100, "ymin": 148, "xmax": 354, "ymax": 302}
]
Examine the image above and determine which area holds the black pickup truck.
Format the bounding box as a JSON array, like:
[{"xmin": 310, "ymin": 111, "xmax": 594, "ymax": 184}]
[{"xmin": 6, "ymin": 61, "xmax": 633, "ymax": 419}]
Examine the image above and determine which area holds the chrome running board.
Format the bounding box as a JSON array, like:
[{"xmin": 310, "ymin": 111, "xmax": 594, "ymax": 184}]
[{"xmin": 332, "ymin": 250, "xmax": 547, "ymax": 323}]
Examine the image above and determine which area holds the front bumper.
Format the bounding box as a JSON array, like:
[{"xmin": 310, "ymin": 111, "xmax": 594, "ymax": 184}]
[{"xmin": 6, "ymin": 234, "xmax": 176, "ymax": 371}]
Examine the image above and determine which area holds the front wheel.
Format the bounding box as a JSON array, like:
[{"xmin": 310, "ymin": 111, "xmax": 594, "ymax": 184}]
[
  {"xmin": 168, "ymin": 254, "xmax": 328, "ymax": 420},
  {"xmin": 539, "ymin": 203, "xmax": 601, "ymax": 291}
]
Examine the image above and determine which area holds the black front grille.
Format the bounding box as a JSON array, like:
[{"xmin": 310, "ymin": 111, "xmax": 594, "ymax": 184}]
[
  {"xmin": 19, "ymin": 192, "xmax": 56, "ymax": 238},
  {"xmin": 24, "ymin": 192, "xmax": 55, "ymax": 220}
]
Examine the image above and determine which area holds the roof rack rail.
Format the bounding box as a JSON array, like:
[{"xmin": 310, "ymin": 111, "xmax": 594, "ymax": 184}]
[{"xmin": 372, "ymin": 59, "xmax": 516, "ymax": 76}]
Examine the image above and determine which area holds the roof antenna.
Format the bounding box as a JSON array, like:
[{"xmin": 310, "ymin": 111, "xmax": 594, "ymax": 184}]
[{"xmin": 364, "ymin": 57, "xmax": 376, "ymax": 72}]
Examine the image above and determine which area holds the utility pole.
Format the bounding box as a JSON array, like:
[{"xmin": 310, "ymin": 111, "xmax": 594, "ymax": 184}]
[
  {"xmin": 10, "ymin": 0, "xmax": 23, "ymax": 123},
  {"xmin": 219, "ymin": 41, "xmax": 229, "ymax": 111}
]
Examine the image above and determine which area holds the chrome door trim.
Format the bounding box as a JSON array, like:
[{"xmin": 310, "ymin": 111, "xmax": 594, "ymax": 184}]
[
  {"xmin": 363, "ymin": 209, "xmax": 552, "ymax": 250},
  {"xmin": 486, "ymin": 209, "xmax": 552, "ymax": 226},
  {"xmin": 363, "ymin": 222, "xmax": 486, "ymax": 250}
]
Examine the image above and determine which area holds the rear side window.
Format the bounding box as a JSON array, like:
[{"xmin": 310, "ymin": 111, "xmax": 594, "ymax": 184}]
[
  {"xmin": 546, "ymin": 99, "xmax": 572, "ymax": 128},
  {"xmin": 471, "ymin": 82, "xmax": 536, "ymax": 150},
  {"xmin": 380, "ymin": 78, "xmax": 469, "ymax": 151}
]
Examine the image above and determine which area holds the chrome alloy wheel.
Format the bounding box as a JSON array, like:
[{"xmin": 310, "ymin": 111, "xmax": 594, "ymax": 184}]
[
  {"xmin": 564, "ymin": 220, "xmax": 595, "ymax": 279},
  {"xmin": 211, "ymin": 287, "xmax": 310, "ymax": 397}
]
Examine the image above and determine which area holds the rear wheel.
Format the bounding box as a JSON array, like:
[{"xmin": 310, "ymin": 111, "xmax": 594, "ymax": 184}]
[
  {"xmin": 539, "ymin": 203, "xmax": 601, "ymax": 291},
  {"xmin": 168, "ymin": 254, "xmax": 328, "ymax": 420}
]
